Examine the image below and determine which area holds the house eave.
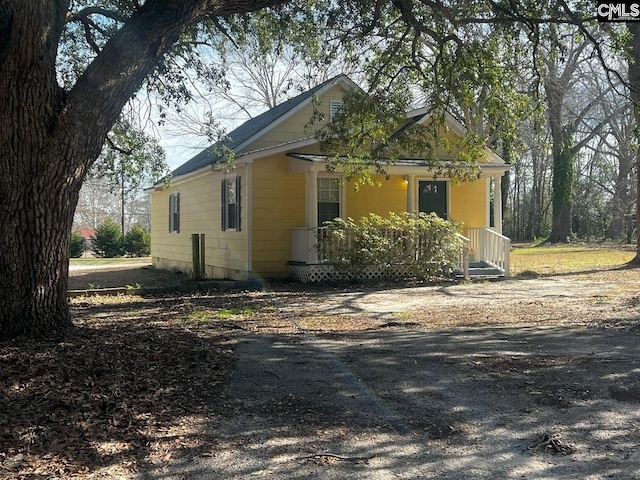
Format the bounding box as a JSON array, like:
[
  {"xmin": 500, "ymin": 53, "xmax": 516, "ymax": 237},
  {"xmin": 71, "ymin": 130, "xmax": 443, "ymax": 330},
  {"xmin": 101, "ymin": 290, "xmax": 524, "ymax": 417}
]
[
  {"xmin": 232, "ymin": 137, "xmax": 318, "ymax": 165},
  {"xmin": 410, "ymin": 111, "xmax": 506, "ymax": 166},
  {"xmin": 148, "ymin": 165, "xmax": 213, "ymax": 192},
  {"xmin": 287, "ymin": 153, "xmax": 510, "ymax": 177}
]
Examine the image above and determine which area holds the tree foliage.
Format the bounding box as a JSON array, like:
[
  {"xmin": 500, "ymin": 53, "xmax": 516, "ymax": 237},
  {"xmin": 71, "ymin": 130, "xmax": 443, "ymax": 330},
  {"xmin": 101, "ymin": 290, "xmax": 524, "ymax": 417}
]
[
  {"xmin": 69, "ymin": 230, "xmax": 86, "ymax": 258},
  {"xmin": 74, "ymin": 177, "xmax": 152, "ymax": 232},
  {"xmin": 91, "ymin": 217, "xmax": 123, "ymax": 258},
  {"xmin": 123, "ymin": 224, "xmax": 151, "ymax": 257},
  {"xmin": 91, "ymin": 119, "xmax": 168, "ymax": 234}
]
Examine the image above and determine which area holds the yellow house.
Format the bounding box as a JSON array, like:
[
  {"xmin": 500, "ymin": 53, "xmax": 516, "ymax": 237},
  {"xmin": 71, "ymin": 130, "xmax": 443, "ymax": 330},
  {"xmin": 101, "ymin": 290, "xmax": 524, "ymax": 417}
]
[{"xmin": 149, "ymin": 75, "xmax": 511, "ymax": 282}]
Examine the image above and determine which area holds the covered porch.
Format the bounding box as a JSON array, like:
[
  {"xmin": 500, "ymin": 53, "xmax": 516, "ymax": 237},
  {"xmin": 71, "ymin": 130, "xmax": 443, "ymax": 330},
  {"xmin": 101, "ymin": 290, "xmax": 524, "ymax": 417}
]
[{"xmin": 286, "ymin": 154, "xmax": 511, "ymax": 282}]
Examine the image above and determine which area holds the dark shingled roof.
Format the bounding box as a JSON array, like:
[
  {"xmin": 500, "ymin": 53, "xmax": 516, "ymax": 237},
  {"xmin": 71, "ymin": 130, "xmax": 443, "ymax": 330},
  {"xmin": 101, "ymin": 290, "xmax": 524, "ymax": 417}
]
[{"xmin": 170, "ymin": 74, "xmax": 350, "ymax": 178}]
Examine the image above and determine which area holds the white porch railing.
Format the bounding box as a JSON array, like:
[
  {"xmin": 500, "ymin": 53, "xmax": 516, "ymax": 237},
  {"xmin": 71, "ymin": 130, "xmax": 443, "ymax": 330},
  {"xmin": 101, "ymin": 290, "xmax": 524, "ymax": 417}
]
[
  {"xmin": 293, "ymin": 226, "xmax": 509, "ymax": 278},
  {"xmin": 291, "ymin": 227, "xmax": 471, "ymax": 278},
  {"xmin": 466, "ymin": 227, "xmax": 511, "ymax": 277}
]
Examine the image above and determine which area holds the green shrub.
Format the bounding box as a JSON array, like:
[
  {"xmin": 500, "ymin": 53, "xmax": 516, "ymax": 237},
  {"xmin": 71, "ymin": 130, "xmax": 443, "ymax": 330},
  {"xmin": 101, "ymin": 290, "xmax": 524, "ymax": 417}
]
[
  {"xmin": 70, "ymin": 230, "xmax": 85, "ymax": 258},
  {"xmin": 123, "ymin": 224, "xmax": 151, "ymax": 257},
  {"xmin": 317, "ymin": 212, "xmax": 466, "ymax": 280},
  {"xmin": 91, "ymin": 217, "xmax": 123, "ymax": 258}
]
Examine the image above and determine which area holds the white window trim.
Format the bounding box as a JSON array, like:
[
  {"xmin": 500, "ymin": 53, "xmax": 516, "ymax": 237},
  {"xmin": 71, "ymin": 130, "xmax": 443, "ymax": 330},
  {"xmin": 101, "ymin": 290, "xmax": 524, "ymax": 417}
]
[
  {"xmin": 169, "ymin": 191, "xmax": 180, "ymax": 233},
  {"xmin": 317, "ymin": 174, "xmax": 344, "ymax": 225},
  {"xmin": 221, "ymin": 175, "xmax": 241, "ymax": 232}
]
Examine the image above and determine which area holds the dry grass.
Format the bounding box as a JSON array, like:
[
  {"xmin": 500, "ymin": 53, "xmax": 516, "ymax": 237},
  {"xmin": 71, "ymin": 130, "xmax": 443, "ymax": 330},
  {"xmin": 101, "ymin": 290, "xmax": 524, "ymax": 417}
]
[{"xmin": 510, "ymin": 243, "xmax": 636, "ymax": 276}]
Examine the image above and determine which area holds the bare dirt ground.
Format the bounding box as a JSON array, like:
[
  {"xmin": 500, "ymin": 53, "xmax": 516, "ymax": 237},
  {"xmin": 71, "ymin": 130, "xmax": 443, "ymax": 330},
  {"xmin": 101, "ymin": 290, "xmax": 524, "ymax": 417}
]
[
  {"xmin": 2, "ymin": 263, "xmax": 640, "ymax": 479},
  {"xmin": 68, "ymin": 261, "xmax": 190, "ymax": 291}
]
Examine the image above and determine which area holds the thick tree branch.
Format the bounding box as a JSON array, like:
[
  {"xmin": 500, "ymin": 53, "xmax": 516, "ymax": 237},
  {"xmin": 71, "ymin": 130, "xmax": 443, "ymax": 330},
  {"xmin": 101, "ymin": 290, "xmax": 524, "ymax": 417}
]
[
  {"xmin": 66, "ymin": 6, "xmax": 129, "ymax": 25},
  {"xmin": 59, "ymin": 0, "xmax": 288, "ymax": 171}
]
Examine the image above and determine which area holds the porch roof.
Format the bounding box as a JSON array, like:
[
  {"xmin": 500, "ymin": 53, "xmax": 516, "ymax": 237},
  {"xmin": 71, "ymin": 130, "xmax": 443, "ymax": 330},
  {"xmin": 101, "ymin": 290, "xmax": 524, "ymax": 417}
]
[{"xmin": 287, "ymin": 153, "xmax": 511, "ymax": 175}]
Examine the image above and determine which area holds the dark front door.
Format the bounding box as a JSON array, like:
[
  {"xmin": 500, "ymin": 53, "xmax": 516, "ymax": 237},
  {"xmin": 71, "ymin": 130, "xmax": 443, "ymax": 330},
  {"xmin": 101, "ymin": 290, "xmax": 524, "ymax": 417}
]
[{"xmin": 418, "ymin": 181, "xmax": 447, "ymax": 219}]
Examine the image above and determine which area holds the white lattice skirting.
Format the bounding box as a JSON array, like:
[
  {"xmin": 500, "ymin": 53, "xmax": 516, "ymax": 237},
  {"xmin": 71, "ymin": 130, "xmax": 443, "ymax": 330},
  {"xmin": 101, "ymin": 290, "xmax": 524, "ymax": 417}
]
[{"xmin": 287, "ymin": 262, "xmax": 422, "ymax": 283}]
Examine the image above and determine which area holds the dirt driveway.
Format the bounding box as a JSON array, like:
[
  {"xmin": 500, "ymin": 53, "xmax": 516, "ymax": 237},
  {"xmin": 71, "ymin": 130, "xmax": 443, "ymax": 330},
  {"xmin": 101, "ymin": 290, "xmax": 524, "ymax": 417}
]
[
  {"xmin": 140, "ymin": 327, "xmax": 640, "ymax": 479},
  {"xmin": 122, "ymin": 268, "xmax": 640, "ymax": 480}
]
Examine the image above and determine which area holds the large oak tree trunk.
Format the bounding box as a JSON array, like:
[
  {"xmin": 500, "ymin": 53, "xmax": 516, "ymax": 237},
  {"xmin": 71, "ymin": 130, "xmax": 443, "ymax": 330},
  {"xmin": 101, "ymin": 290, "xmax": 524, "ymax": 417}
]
[
  {"xmin": 0, "ymin": 152, "xmax": 82, "ymax": 337},
  {"xmin": 0, "ymin": 1, "xmax": 78, "ymax": 337},
  {"xmin": 606, "ymin": 147, "xmax": 634, "ymax": 241},
  {"xmin": 0, "ymin": 0, "xmax": 286, "ymax": 338}
]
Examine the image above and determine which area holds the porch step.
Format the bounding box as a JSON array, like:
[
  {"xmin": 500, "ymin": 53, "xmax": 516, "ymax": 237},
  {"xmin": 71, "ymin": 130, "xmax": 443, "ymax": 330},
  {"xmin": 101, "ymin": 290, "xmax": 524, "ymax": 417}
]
[{"xmin": 467, "ymin": 261, "xmax": 505, "ymax": 278}]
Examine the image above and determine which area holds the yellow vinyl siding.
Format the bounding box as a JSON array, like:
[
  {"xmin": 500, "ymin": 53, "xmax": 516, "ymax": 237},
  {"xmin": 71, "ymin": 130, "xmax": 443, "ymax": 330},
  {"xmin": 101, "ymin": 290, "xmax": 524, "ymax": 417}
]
[
  {"xmin": 251, "ymin": 154, "xmax": 305, "ymax": 277},
  {"xmin": 450, "ymin": 179, "xmax": 488, "ymax": 230},
  {"xmin": 250, "ymin": 261, "xmax": 289, "ymax": 278},
  {"xmin": 345, "ymin": 175, "xmax": 407, "ymax": 219},
  {"xmin": 151, "ymin": 187, "xmax": 192, "ymax": 267},
  {"xmin": 238, "ymin": 85, "xmax": 343, "ymax": 153},
  {"xmin": 151, "ymin": 173, "xmax": 217, "ymax": 269},
  {"xmin": 150, "ymin": 167, "xmax": 249, "ymax": 280}
]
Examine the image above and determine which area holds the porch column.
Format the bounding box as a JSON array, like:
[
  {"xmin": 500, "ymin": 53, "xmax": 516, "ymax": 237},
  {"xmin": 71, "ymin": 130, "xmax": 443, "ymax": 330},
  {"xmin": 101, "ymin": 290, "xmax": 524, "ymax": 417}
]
[
  {"xmin": 406, "ymin": 174, "xmax": 415, "ymax": 213},
  {"xmin": 305, "ymin": 169, "xmax": 319, "ymax": 263},
  {"xmin": 308, "ymin": 170, "xmax": 318, "ymax": 228},
  {"xmin": 486, "ymin": 177, "xmax": 492, "ymax": 228},
  {"xmin": 494, "ymin": 176, "xmax": 503, "ymax": 234}
]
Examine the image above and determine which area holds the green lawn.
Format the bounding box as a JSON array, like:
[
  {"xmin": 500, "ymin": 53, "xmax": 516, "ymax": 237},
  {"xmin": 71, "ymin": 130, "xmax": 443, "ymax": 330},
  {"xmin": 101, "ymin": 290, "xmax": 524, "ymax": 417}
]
[{"xmin": 510, "ymin": 243, "xmax": 636, "ymax": 276}]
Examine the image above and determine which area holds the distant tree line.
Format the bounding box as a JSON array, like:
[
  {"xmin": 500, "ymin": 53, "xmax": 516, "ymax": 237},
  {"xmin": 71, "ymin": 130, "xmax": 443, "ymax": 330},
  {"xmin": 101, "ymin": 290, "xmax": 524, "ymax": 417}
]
[{"xmin": 70, "ymin": 218, "xmax": 150, "ymax": 258}]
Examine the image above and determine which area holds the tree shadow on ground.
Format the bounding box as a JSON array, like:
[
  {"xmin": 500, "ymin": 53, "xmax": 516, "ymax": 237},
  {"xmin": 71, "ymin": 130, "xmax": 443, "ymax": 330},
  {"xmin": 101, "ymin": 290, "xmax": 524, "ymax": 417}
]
[
  {"xmin": 517, "ymin": 262, "xmax": 640, "ymax": 280},
  {"xmin": 0, "ymin": 300, "xmax": 236, "ymax": 477},
  {"xmin": 141, "ymin": 326, "xmax": 640, "ymax": 479},
  {"xmin": 5, "ymin": 282, "xmax": 640, "ymax": 478}
]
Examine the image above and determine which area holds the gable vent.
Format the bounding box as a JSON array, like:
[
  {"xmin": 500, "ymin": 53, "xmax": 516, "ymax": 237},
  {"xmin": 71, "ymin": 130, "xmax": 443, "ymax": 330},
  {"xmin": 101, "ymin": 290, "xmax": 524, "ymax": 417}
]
[{"xmin": 329, "ymin": 100, "xmax": 343, "ymax": 120}]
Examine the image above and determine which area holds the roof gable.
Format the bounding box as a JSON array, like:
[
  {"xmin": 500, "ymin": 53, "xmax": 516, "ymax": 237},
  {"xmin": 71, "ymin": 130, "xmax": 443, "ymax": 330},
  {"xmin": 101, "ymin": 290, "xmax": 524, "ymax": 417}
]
[{"xmin": 170, "ymin": 74, "xmax": 356, "ymax": 179}]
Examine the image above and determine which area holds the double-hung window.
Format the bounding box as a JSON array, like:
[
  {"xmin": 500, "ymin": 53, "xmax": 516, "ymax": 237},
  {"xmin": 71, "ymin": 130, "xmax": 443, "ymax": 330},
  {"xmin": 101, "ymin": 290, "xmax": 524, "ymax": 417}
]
[
  {"xmin": 317, "ymin": 177, "xmax": 340, "ymax": 226},
  {"xmin": 221, "ymin": 177, "xmax": 241, "ymax": 231},
  {"xmin": 168, "ymin": 192, "xmax": 180, "ymax": 233}
]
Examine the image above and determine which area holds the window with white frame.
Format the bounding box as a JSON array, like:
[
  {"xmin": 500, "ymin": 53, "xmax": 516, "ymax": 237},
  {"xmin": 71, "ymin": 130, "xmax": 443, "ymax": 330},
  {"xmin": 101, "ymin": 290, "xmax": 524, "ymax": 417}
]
[
  {"xmin": 317, "ymin": 177, "xmax": 340, "ymax": 226},
  {"xmin": 168, "ymin": 192, "xmax": 180, "ymax": 233},
  {"xmin": 221, "ymin": 177, "xmax": 241, "ymax": 231}
]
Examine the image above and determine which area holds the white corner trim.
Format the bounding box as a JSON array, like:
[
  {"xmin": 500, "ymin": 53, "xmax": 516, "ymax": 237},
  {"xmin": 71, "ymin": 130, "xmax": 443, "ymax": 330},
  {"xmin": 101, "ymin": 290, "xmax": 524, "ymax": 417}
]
[{"xmin": 245, "ymin": 163, "xmax": 253, "ymax": 275}]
